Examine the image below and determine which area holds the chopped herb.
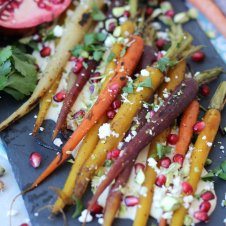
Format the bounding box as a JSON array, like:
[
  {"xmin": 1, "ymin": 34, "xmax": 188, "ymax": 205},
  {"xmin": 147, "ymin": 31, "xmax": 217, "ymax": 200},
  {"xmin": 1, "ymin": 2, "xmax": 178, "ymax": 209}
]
[
  {"xmin": 72, "ymin": 198, "xmax": 84, "ymax": 218},
  {"xmin": 91, "ymin": 5, "xmax": 106, "ymax": 21},
  {"xmin": 104, "ymin": 160, "xmax": 113, "ymax": 167},
  {"xmin": 93, "ymin": 51, "xmax": 103, "ymax": 61},
  {"xmin": 67, "ymin": 159, "xmax": 75, "ymax": 164},
  {"xmin": 156, "ymin": 57, "xmax": 176, "ymax": 72},
  {"xmin": 122, "ymin": 81, "xmax": 134, "ymax": 93},
  {"xmin": 202, "ymin": 160, "xmax": 226, "ymax": 181},
  {"xmin": 138, "ymin": 77, "xmax": 152, "ymax": 88},
  {"xmin": 82, "ymin": 61, "xmax": 88, "ymax": 69},
  {"xmin": 107, "ymin": 52, "xmax": 116, "ymax": 63},
  {"xmin": 0, "ymin": 46, "xmax": 38, "ymax": 100},
  {"xmin": 18, "ymin": 37, "xmax": 39, "ymax": 51},
  {"xmin": 156, "ymin": 143, "xmax": 172, "ymax": 159}
]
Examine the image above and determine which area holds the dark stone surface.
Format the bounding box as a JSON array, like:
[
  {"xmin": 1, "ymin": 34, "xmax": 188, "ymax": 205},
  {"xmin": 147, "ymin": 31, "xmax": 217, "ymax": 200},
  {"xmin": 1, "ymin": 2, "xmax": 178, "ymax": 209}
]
[{"xmin": 0, "ymin": 1, "xmax": 225, "ymax": 225}]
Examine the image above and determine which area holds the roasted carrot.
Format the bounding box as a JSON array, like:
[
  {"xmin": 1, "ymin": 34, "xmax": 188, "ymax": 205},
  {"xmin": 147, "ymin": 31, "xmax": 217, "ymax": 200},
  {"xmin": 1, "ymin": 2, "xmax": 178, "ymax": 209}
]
[
  {"xmin": 29, "ymin": 35, "xmax": 144, "ymax": 189},
  {"xmin": 170, "ymin": 82, "xmax": 226, "ymax": 226},
  {"xmin": 175, "ymin": 100, "xmax": 199, "ymax": 155},
  {"xmin": 33, "ymin": 75, "xmax": 61, "ymax": 134},
  {"xmin": 189, "ymin": 0, "xmax": 226, "ymax": 38},
  {"xmin": 88, "ymin": 78, "xmax": 199, "ymax": 211},
  {"xmin": 52, "ymin": 60, "xmax": 98, "ymax": 139}
]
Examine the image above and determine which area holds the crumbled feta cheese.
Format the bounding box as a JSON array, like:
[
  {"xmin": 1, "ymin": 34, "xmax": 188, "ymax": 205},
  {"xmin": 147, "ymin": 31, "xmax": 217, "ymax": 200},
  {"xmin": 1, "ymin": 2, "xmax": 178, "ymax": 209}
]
[
  {"xmin": 131, "ymin": 130, "xmax": 137, "ymax": 137},
  {"xmin": 162, "ymin": 211, "xmax": 173, "ymax": 219},
  {"xmin": 139, "ymin": 186, "xmax": 148, "ymax": 197},
  {"xmin": 148, "ymin": 158, "xmax": 157, "ymax": 168},
  {"xmin": 124, "ymin": 134, "xmax": 132, "ymax": 142},
  {"xmin": 39, "ymin": 127, "xmax": 44, "ymax": 131},
  {"xmin": 78, "ymin": 209, "xmax": 93, "ymax": 223},
  {"xmin": 135, "ymin": 169, "xmax": 145, "ymax": 185},
  {"xmin": 104, "ymin": 35, "xmax": 116, "ymax": 47},
  {"xmin": 164, "ymin": 77, "xmax": 171, "ymax": 83},
  {"xmin": 98, "ymin": 218, "xmax": 104, "ymax": 224},
  {"xmin": 220, "ymin": 146, "xmax": 224, "ymax": 150},
  {"xmin": 136, "ymin": 87, "xmax": 144, "ymax": 92},
  {"xmin": 112, "ymin": 131, "xmax": 119, "ymax": 138},
  {"xmin": 202, "ymin": 136, "xmax": 207, "ymax": 140},
  {"xmin": 53, "ymin": 138, "xmax": 63, "ymax": 147},
  {"xmin": 183, "ymin": 195, "xmax": 194, "ymax": 209},
  {"xmin": 207, "ymin": 142, "xmax": 212, "ymax": 147},
  {"xmin": 141, "ymin": 69, "xmax": 150, "ymax": 77},
  {"xmin": 53, "ymin": 25, "xmax": 63, "ymax": 37},
  {"xmin": 113, "ymin": 26, "xmax": 121, "ymax": 37},
  {"xmin": 98, "ymin": 123, "xmax": 112, "ymax": 140}
]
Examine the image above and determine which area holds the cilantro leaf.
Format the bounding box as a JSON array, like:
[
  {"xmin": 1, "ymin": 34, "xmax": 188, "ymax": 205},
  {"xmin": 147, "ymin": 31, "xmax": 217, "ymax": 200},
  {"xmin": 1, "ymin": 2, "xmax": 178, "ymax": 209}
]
[
  {"xmin": 123, "ymin": 81, "xmax": 134, "ymax": 93},
  {"xmin": 156, "ymin": 57, "xmax": 176, "ymax": 72},
  {"xmin": 156, "ymin": 143, "xmax": 172, "ymax": 159},
  {"xmin": 91, "ymin": 5, "xmax": 106, "ymax": 21},
  {"xmin": 138, "ymin": 77, "xmax": 152, "ymax": 88},
  {"xmin": 84, "ymin": 33, "xmax": 96, "ymax": 46},
  {"xmin": 201, "ymin": 171, "xmax": 215, "ymax": 182},
  {"xmin": 0, "ymin": 46, "xmax": 38, "ymax": 100},
  {"xmin": 93, "ymin": 51, "xmax": 103, "ymax": 61},
  {"xmin": 0, "ymin": 46, "xmax": 12, "ymax": 65},
  {"xmin": 220, "ymin": 160, "xmax": 226, "ymax": 172}
]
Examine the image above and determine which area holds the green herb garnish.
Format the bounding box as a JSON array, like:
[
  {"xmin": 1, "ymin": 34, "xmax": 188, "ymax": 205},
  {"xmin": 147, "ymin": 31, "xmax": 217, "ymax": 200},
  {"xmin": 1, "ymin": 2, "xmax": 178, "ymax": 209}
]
[
  {"xmin": 72, "ymin": 198, "xmax": 84, "ymax": 218},
  {"xmin": 138, "ymin": 77, "xmax": 152, "ymax": 88},
  {"xmin": 0, "ymin": 46, "xmax": 38, "ymax": 100},
  {"xmin": 123, "ymin": 80, "xmax": 134, "ymax": 94},
  {"xmin": 156, "ymin": 57, "xmax": 176, "ymax": 72},
  {"xmin": 91, "ymin": 5, "xmax": 106, "ymax": 21},
  {"xmin": 156, "ymin": 143, "xmax": 172, "ymax": 159},
  {"xmin": 107, "ymin": 52, "xmax": 116, "ymax": 63}
]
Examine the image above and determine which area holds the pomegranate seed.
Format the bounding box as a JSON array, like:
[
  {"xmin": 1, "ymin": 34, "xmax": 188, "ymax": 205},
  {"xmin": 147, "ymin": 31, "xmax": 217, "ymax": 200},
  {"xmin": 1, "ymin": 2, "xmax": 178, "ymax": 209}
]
[
  {"xmin": 20, "ymin": 224, "xmax": 29, "ymax": 226},
  {"xmin": 201, "ymin": 191, "xmax": 215, "ymax": 201},
  {"xmin": 73, "ymin": 61, "xmax": 83, "ymax": 74},
  {"xmin": 73, "ymin": 109, "xmax": 85, "ymax": 119},
  {"xmin": 173, "ymin": 154, "xmax": 184, "ymax": 166},
  {"xmin": 112, "ymin": 99, "xmax": 121, "ymax": 109},
  {"xmin": 200, "ymin": 84, "xmax": 210, "ymax": 97},
  {"xmin": 70, "ymin": 56, "xmax": 78, "ymax": 61},
  {"xmin": 165, "ymin": 10, "xmax": 175, "ymax": 18},
  {"xmin": 40, "ymin": 46, "xmax": 51, "ymax": 57},
  {"xmin": 91, "ymin": 72, "xmax": 101, "ymax": 83},
  {"xmin": 53, "ymin": 90, "xmax": 66, "ymax": 102},
  {"xmin": 90, "ymin": 202, "xmax": 103, "ymax": 214},
  {"xmin": 107, "ymin": 110, "xmax": 116, "ymax": 119},
  {"xmin": 193, "ymin": 121, "xmax": 205, "ymax": 133},
  {"xmin": 155, "ymin": 39, "xmax": 166, "ymax": 50},
  {"xmin": 159, "ymin": 157, "xmax": 171, "ymax": 168},
  {"xmin": 145, "ymin": 7, "xmax": 153, "ymax": 16},
  {"xmin": 29, "ymin": 152, "xmax": 42, "ymax": 168},
  {"xmin": 123, "ymin": 10, "xmax": 131, "ymax": 18},
  {"xmin": 182, "ymin": 182, "xmax": 193, "ymax": 195},
  {"xmin": 155, "ymin": 174, "xmax": 166, "ymax": 187},
  {"xmin": 194, "ymin": 211, "xmax": 209, "ymax": 222},
  {"xmin": 108, "ymin": 83, "xmax": 119, "ymax": 95},
  {"xmin": 111, "ymin": 149, "xmax": 120, "ymax": 159},
  {"xmin": 124, "ymin": 196, "xmax": 139, "ymax": 207},
  {"xmin": 167, "ymin": 134, "xmax": 179, "ymax": 145},
  {"xmin": 108, "ymin": 22, "xmax": 116, "ymax": 32},
  {"xmin": 199, "ymin": 201, "xmax": 211, "ymax": 212},
  {"xmin": 191, "ymin": 51, "xmax": 205, "ymax": 62},
  {"xmin": 134, "ymin": 163, "xmax": 145, "ymax": 174}
]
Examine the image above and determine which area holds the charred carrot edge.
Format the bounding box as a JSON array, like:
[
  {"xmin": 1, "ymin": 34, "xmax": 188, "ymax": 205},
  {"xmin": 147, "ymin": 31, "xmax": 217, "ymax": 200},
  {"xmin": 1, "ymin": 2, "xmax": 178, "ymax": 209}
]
[
  {"xmin": 175, "ymin": 100, "xmax": 199, "ymax": 155},
  {"xmin": 29, "ymin": 35, "xmax": 144, "ymax": 190}
]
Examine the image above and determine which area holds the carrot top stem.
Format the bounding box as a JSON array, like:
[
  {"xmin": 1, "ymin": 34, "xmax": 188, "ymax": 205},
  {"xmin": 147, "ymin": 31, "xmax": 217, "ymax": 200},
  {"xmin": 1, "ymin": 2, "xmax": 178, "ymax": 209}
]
[
  {"xmin": 209, "ymin": 81, "xmax": 226, "ymax": 111},
  {"xmin": 129, "ymin": 0, "xmax": 138, "ymax": 18},
  {"xmin": 195, "ymin": 67, "xmax": 224, "ymax": 85}
]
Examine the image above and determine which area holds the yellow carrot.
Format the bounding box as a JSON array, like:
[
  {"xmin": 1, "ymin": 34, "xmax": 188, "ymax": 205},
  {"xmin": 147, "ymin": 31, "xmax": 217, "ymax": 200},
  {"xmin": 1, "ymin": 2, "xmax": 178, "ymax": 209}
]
[
  {"xmin": 170, "ymin": 82, "xmax": 226, "ymax": 226},
  {"xmin": 74, "ymin": 67, "xmax": 164, "ymax": 199}
]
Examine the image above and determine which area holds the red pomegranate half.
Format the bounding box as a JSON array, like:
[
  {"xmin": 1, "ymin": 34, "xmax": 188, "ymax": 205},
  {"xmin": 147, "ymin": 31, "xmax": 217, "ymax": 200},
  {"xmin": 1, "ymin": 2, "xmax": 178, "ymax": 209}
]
[{"xmin": 0, "ymin": 0, "xmax": 71, "ymax": 30}]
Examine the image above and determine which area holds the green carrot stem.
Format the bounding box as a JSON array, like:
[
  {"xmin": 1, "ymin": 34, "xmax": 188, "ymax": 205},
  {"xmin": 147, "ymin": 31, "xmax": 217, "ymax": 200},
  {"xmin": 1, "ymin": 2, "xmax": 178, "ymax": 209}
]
[
  {"xmin": 129, "ymin": 0, "xmax": 138, "ymax": 18},
  {"xmin": 195, "ymin": 67, "xmax": 223, "ymax": 85},
  {"xmin": 209, "ymin": 81, "xmax": 226, "ymax": 111}
]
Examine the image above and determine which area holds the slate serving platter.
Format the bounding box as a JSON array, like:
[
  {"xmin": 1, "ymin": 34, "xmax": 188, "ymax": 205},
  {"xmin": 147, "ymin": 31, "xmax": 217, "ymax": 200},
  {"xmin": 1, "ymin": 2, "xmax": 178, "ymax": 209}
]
[{"xmin": 0, "ymin": 1, "xmax": 226, "ymax": 225}]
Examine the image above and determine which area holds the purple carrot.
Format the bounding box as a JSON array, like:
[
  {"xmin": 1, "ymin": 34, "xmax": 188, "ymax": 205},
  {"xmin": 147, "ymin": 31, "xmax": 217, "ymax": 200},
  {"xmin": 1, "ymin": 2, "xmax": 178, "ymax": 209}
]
[
  {"xmin": 52, "ymin": 60, "xmax": 97, "ymax": 139},
  {"xmin": 88, "ymin": 78, "xmax": 199, "ymax": 210}
]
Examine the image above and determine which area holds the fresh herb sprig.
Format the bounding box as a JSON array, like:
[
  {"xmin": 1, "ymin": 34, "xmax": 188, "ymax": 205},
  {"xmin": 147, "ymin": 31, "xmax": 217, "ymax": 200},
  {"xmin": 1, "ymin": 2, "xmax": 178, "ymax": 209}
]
[
  {"xmin": 72, "ymin": 32, "xmax": 107, "ymax": 61},
  {"xmin": 0, "ymin": 46, "xmax": 38, "ymax": 100}
]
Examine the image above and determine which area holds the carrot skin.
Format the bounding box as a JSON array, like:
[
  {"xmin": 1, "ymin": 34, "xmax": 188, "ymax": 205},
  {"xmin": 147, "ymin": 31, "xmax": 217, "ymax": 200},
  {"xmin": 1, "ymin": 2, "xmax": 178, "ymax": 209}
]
[
  {"xmin": 52, "ymin": 60, "xmax": 98, "ymax": 139},
  {"xmin": 88, "ymin": 78, "xmax": 199, "ymax": 209},
  {"xmin": 30, "ymin": 35, "xmax": 144, "ymax": 188},
  {"xmin": 175, "ymin": 100, "xmax": 200, "ymax": 155}
]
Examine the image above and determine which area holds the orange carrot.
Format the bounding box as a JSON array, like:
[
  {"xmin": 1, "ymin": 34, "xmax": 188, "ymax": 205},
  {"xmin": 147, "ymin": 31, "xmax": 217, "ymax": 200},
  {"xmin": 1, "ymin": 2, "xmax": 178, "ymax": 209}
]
[
  {"xmin": 30, "ymin": 35, "xmax": 144, "ymax": 189},
  {"xmin": 175, "ymin": 100, "xmax": 199, "ymax": 155},
  {"xmin": 189, "ymin": 0, "xmax": 226, "ymax": 38},
  {"xmin": 159, "ymin": 218, "xmax": 167, "ymax": 226}
]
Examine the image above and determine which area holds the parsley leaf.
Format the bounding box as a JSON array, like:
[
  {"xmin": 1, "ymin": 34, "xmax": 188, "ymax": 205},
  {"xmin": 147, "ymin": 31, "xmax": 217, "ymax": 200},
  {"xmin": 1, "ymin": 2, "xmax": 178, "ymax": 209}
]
[
  {"xmin": 156, "ymin": 57, "xmax": 176, "ymax": 72},
  {"xmin": 91, "ymin": 5, "xmax": 106, "ymax": 21},
  {"xmin": 93, "ymin": 51, "xmax": 103, "ymax": 61},
  {"xmin": 72, "ymin": 198, "xmax": 84, "ymax": 218},
  {"xmin": 0, "ymin": 46, "xmax": 38, "ymax": 100},
  {"xmin": 123, "ymin": 81, "xmax": 134, "ymax": 93},
  {"xmin": 138, "ymin": 77, "xmax": 152, "ymax": 88},
  {"xmin": 156, "ymin": 143, "xmax": 172, "ymax": 159}
]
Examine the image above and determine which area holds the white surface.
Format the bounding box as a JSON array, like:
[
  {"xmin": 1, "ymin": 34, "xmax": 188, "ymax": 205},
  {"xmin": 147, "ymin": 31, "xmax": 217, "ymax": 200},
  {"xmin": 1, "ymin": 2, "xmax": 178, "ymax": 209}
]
[{"xmin": 0, "ymin": 139, "xmax": 30, "ymax": 226}]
